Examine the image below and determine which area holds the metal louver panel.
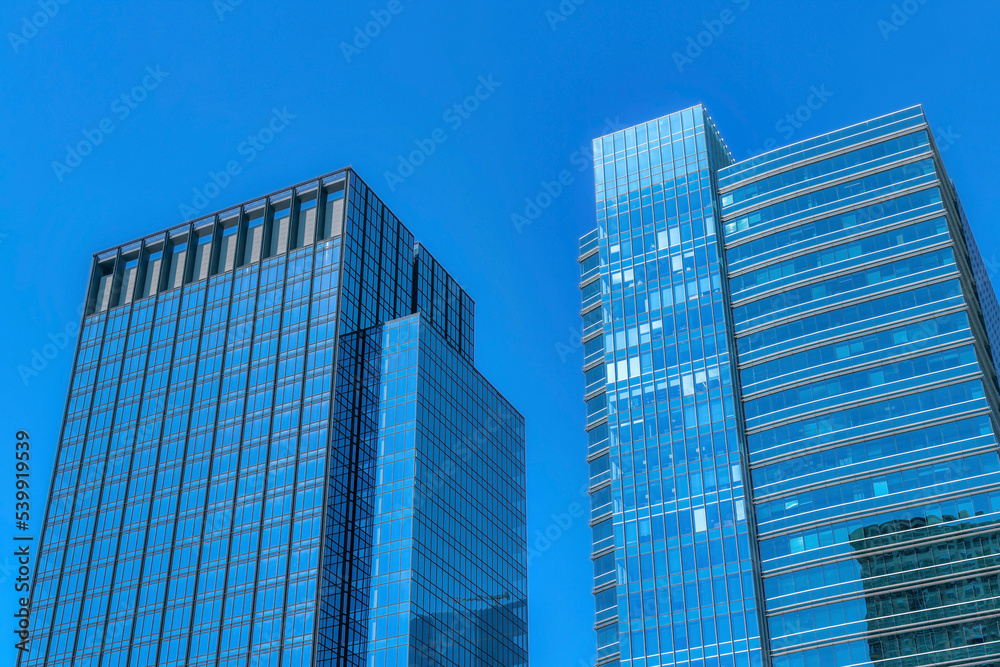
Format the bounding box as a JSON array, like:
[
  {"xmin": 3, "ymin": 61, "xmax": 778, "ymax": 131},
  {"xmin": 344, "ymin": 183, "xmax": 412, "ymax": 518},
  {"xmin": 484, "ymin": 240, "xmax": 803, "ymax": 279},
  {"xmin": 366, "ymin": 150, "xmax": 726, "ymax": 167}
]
[
  {"xmin": 143, "ymin": 257, "xmax": 161, "ymax": 297},
  {"xmin": 169, "ymin": 248, "xmax": 187, "ymax": 288}
]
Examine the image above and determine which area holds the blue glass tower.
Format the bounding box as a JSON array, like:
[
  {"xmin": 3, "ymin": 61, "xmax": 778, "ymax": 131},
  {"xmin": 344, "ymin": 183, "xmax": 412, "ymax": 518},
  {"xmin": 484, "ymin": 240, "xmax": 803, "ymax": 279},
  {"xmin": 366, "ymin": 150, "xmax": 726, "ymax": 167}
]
[
  {"xmin": 723, "ymin": 107, "xmax": 1000, "ymax": 667},
  {"xmin": 581, "ymin": 105, "xmax": 1000, "ymax": 667},
  {"xmin": 23, "ymin": 169, "xmax": 528, "ymax": 667},
  {"xmin": 580, "ymin": 105, "xmax": 767, "ymax": 667}
]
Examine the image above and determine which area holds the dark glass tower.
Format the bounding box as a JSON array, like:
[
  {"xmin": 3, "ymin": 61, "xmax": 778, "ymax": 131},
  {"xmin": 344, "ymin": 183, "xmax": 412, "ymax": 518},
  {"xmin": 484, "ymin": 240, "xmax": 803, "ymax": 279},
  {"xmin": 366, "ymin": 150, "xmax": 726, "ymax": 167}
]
[
  {"xmin": 23, "ymin": 169, "xmax": 528, "ymax": 667},
  {"xmin": 580, "ymin": 105, "xmax": 1000, "ymax": 667}
]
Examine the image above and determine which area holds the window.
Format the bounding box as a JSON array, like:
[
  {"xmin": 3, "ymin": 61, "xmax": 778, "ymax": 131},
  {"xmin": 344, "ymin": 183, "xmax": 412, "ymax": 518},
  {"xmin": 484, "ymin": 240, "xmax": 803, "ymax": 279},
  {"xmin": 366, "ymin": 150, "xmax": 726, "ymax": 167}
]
[
  {"xmin": 694, "ymin": 507, "xmax": 707, "ymax": 532},
  {"xmin": 595, "ymin": 587, "xmax": 616, "ymax": 612}
]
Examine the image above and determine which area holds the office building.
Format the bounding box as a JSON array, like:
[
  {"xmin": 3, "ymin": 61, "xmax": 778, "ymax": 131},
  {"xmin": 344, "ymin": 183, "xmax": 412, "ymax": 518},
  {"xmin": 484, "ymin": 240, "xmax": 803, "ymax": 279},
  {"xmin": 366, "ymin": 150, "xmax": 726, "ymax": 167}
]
[
  {"xmin": 579, "ymin": 104, "xmax": 1000, "ymax": 667},
  {"xmin": 23, "ymin": 169, "xmax": 528, "ymax": 667}
]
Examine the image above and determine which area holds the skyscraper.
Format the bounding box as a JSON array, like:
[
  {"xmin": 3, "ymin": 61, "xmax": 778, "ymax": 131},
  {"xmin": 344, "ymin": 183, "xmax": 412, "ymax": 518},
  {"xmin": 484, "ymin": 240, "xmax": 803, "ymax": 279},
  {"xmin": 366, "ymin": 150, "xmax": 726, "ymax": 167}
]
[
  {"xmin": 23, "ymin": 168, "xmax": 528, "ymax": 667},
  {"xmin": 579, "ymin": 104, "xmax": 1000, "ymax": 667}
]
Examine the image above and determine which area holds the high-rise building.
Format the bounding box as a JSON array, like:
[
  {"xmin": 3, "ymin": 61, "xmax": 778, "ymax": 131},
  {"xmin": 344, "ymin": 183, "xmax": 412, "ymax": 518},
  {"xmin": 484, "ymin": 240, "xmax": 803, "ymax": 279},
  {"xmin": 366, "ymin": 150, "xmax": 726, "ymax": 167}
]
[
  {"xmin": 579, "ymin": 104, "xmax": 1000, "ymax": 667},
  {"xmin": 23, "ymin": 169, "xmax": 528, "ymax": 667}
]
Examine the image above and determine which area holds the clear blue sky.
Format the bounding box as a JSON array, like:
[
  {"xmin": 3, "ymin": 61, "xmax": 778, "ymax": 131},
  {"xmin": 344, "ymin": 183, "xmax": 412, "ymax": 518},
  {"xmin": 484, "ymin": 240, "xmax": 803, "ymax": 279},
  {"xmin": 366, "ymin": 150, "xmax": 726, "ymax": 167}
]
[{"xmin": 2, "ymin": 1, "xmax": 999, "ymax": 664}]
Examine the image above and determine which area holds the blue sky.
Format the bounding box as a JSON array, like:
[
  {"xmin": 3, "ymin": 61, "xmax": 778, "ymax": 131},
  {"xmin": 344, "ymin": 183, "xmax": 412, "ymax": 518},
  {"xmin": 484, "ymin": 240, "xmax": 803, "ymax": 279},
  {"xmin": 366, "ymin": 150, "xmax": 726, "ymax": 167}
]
[{"xmin": 2, "ymin": 0, "xmax": 999, "ymax": 664}]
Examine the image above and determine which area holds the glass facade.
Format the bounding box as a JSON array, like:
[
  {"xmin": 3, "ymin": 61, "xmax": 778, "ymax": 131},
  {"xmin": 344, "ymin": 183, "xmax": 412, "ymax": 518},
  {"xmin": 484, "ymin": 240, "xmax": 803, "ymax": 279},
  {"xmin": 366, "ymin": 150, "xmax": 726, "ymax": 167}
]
[
  {"xmin": 365, "ymin": 315, "xmax": 527, "ymax": 666},
  {"xmin": 724, "ymin": 106, "xmax": 1000, "ymax": 667},
  {"xmin": 582, "ymin": 105, "xmax": 1000, "ymax": 667},
  {"xmin": 24, "ymin": 168, "xmax": 527, "ymax": 667},
  {"xmin": 580, "ymin": 105, "xmax": 768, "ymax": 667}
]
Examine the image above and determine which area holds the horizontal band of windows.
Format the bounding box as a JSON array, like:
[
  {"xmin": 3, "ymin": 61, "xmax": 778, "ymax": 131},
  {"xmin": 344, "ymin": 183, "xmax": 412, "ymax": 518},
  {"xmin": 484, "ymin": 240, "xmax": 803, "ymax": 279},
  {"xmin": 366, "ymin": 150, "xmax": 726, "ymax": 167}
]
[
  {"xmin": 740, "ymin": 314, "xmax": 971, "ymax": 400},
  {"xmin": 768, "ymin": 607, "xmax": 1000, "ymax": 659},
  {"xmin": 583, "ymin": 358, "xmax": 605, "ymax": 376},
  {"xmin": 591, "ymin": 544, "xmax": 615, "ymax": 561},
  {"xmin": 740, "ymin": 310, "xmax": 970, "ymax": 397},
  {"xmin": 760, "ymin": 507, "xmax": 1000, "ymax": 591},
  {"xmin": 724, "ymin": 133, "xmax": 930, "ymax": 219},
  {"xmin": 723, "ymin": 154, "xmax": 935, "ymax": 244},
  {"xmin": 769, "ymin": 580, "xmax": 1000, "ymax": 635},
  {"xmin": 732, "ymin": 240, "xmax": 954, "ymax": 319},
  {"xmin": 757, "ymin": 457, "xmax": 1000, "ymax": 535},
  {"xmin": 759, "ymin": 481, "xmax": 1000, "ymax": 548},
  {"xmin": 753, "ymin": 420, "xmax": 995, "ymax": 505},
  {"xmin": 734, "ymin": 253, "xmax": 956, "ymax": 335},
  {"xmin": 580, "ymin": 229, "xmax": 601, "ymax": 255},
  {"xmin": 721, "ymin": 124, "xmax": 932, "ymax": 206},
  {"xmin": 745, "ymin": 369, "xmax": 981, "ymax": 438},
  {"xmin": 589, "ymin": 480, "xmax": 613, "ymax": 498},
  {"xmin": 718, "ymin": 109, "xmax": 926, "ymax": 191},
  {"xmin": 770, "ymin": 637, "xmax": 1000, "ymax": 667},
  {"xmin": 730, "ymin": 220, "xmax": 950, "ymax": 307},
  {"xmin": 744, "ymin": 344, "xmax": 978, "ymax": 426},
  {"xmin": 735, "ymin": 274, "xmax": 961, "ymax": 353},
  {"xmin": 581, "ymin": 300, "xmax": 602, "ymax": 318},
  {"xmin": 586, "ymin": 445, "xmax": 611, "ymax": 465},
  {"xmin": 770, "ymin": 600, "xmax": 1000, "ymax": 655},
  {"xmin": 748, "ymin": 405, "xmax": 990, "ymax": 473},
  {"xmin": 759, "ymin": 514, "xmax": 999, "ymax": 589},
  {"xmin": 593, "ymin": 584, "xmax": 617, "ymax": 601},
  {"xmin": 754, "ymin": 437, "xmax": 998, "ymax": 506},
  {"xmin": 745, "ymin": 337, "xmax": 975, "ymax": 413},
  {"xmin": 724, "ymin": 178, "xmax": 941, "ymax": 253},
  {"xmin": 766, "ymin": 561, "xmax": 1000, "ymax": 618},
  {"xmin": 589, "ymin": 510, "xmax": 614, "ymax": 528}
]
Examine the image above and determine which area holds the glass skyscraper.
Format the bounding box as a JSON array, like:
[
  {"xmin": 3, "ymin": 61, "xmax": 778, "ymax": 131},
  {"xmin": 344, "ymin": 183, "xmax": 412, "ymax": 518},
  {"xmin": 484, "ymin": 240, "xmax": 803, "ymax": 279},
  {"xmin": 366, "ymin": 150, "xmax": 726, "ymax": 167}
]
[
  {"xmin": 23, "ymin": 168, "xmax": 528, "ymax": 667},
  {"xmin": 580, "ymin": 105, "xmax": 1000, "ymax": 667}
]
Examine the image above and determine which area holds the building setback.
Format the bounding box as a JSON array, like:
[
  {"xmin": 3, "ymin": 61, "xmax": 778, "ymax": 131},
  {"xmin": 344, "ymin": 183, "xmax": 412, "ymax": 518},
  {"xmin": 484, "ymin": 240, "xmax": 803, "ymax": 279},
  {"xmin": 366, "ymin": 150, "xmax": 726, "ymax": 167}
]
[
  {"xmin": 23, "ymin": 169, "xmax": 528, "ymax": 667},
  {"xmin": 579, "ymin": 105, "xmax": 1000, "ymax": 667}
]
